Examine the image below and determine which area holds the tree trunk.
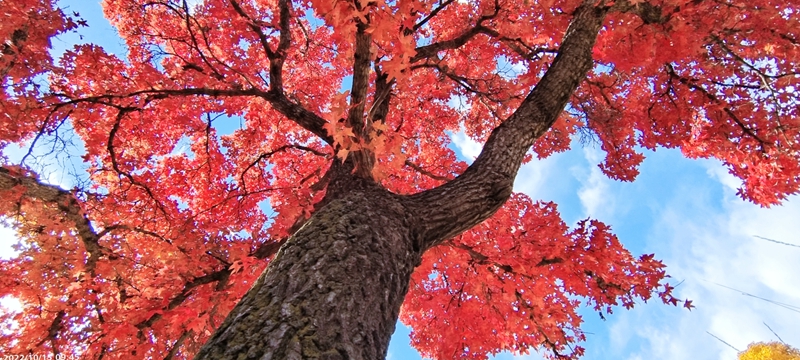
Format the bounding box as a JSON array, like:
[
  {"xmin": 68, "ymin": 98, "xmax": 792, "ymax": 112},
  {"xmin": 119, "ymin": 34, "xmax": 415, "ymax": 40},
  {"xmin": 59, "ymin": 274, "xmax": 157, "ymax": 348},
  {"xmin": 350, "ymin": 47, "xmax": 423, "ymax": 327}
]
[
  {"xmin": 195, "ymin": 181, "xmax": 421, "ymax": 359},
  {"xmin": 196, "ymin": 3, "xmax": 608, "ymax": 359}
]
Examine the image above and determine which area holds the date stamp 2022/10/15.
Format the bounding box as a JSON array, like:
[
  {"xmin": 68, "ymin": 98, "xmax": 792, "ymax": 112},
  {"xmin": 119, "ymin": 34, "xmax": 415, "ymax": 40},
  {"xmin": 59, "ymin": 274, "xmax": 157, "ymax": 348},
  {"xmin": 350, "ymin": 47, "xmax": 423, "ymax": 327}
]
[{"xmin": 2, "ymin": 355, "xmax": 78, "ymax": 360}]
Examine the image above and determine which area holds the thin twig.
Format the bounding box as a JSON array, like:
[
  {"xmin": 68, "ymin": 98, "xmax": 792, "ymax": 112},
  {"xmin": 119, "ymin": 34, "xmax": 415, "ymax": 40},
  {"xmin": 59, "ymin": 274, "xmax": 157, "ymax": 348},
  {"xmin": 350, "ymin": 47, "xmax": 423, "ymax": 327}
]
[
  {"xmin": 753, "ymin": 235, "xmax": 800, "ymax": 249},
  {"xmin": 763, "ymin": 322, "xmax": 785, "ymax": 344},
  {"xmin": 708, "ymin": 281, "xmax": 800, "ymax": 313},
  {"xmin": 707, "ymin": 331, "xmax": 740, "ymax": 352}
]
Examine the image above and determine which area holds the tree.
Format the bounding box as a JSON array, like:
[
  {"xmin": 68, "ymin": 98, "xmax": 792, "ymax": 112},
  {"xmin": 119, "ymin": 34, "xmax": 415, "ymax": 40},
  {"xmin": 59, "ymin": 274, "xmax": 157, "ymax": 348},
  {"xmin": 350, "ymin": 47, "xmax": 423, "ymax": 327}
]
[
  {"xmin": 0, "ymin": 0, "xmax": 797, "ymax": 358},
  {"xmin": 739, "ymin": 342, "xmax": 800, "ymax": 360}
]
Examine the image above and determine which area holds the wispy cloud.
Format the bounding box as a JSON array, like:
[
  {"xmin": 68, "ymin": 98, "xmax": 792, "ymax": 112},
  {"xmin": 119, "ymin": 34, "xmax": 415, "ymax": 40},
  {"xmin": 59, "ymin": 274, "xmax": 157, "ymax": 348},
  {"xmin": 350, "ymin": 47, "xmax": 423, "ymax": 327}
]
[
  {"xmin": 450, "ymin": 129, "xmax": 570, "ymax": 202},
  {"xmin": 604, "ymin": 161, "xmax": 800, "ymax": 360},
  {"xmin": 575, "ymin": 147, "xmax": 614, "ymax": 219},
  {"xmin": 512, "ymin": 158, "xmax": 556, "ymax": 201},
  {"xmin": 450, "ymin": 130, "xmax": 483, "ymax": 161},
  {"xmin": 0, "ymin": 226, "xmax": 19, "ymax": 260}
]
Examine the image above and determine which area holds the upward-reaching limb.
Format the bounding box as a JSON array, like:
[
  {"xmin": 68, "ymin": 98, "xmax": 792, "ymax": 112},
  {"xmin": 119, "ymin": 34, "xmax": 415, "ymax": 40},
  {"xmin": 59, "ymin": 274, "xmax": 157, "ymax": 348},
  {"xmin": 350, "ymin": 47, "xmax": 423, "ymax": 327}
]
[{"xmin": 406, "ymin": 1, "xmax": 610, "ymax": 249}]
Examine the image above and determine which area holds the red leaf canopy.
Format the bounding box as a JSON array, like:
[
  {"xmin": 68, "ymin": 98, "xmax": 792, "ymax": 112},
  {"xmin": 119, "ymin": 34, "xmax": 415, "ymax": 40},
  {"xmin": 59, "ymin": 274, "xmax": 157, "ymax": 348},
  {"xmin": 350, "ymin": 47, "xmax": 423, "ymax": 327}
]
[{"xmin": 1, "ymin": 0, "xmax": 797, "ymax": 358}]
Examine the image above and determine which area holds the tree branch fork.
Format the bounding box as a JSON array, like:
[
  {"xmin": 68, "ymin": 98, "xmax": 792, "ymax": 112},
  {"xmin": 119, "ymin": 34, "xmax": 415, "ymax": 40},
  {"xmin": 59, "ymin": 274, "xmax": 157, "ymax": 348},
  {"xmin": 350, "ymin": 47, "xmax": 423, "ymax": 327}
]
[
  {"xmin": 5, "ymin": 0, "xmax": 613, "ymax": 274},
  {"xmin": 2, "ymin": 0, "xmax": 616, "ymax": 356}
]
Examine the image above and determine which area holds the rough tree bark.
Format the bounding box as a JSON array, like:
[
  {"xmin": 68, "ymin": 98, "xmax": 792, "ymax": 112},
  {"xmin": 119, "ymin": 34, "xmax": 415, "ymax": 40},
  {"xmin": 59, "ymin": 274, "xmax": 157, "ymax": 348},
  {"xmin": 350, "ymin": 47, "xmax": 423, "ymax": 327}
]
[
  {"xmin": 194, "ymin": 174, "xmax": 420, "ymax": 359},
  {"xmin": 0, "ymin": 1, "xmax": 611, "ymax": 358},
  {"xmin": 194, "ymin": 2, "xmax": 609, "ymax": 359}
]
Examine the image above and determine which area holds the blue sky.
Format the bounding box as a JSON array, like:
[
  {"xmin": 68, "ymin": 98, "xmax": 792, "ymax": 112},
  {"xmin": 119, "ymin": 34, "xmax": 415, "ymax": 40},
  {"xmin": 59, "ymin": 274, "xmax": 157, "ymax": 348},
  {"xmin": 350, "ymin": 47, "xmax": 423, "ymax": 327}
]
[
  {"xmin": 446, "ymin": 132, "xmax": 800, "ymax": 360},
  {"xmin": 1, "ymin": 1, "xmax": 799, "ymax": 359}
]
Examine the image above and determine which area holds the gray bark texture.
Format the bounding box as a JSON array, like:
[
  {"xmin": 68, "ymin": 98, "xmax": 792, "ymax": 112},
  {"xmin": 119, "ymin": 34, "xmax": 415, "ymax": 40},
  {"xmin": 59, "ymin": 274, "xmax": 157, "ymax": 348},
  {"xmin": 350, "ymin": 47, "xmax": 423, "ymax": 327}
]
[
  {"xmin": 195, "ymin": 1, "xmax": 609, "ymax": 359},
  {"xmin": 194, "ymin": 182, "xmax": 420, "ymax": 359}
]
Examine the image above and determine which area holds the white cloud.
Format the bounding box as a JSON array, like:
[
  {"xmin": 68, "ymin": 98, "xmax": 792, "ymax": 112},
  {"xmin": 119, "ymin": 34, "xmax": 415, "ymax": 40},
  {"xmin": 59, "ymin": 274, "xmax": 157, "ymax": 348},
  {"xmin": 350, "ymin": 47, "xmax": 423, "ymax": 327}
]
[
  {"xmin": 0, "ymin": 296, "xmax": 22, "ymax": 314},
  {"xmin": 450, "ymin": 130, "xmax": 482, "ymax": 161},
  {"xmin": 0, "ymin": 226, "xmax": 19, "ymax": 260},
  {"xmin": 512, "ymin": 158, "xmax": 555, "ymax": 201},
  {"xmin": 185, "ymin": 0, "xmax": 204, "ymax": 14},
  {"xmin": 0, "ymin": 295, "xmax": 22, "ymax": 337},
  {"xmin": 497, "ymin": 56, "xmax": 528, "ymax": 80},
  {"xmin": 450, "ymin": 129, "xmax": 563, "ymax": 201},
  {"xmin": 604, "ymin": 161, "xmax": 800, "ymax": 360},
  {"xmin": 575, "ymin": 147, "xmax": 614, "ymax": 219},
  {"xmin": 705, "ymin": 164, "xmax": 742, "ymax": 193}
]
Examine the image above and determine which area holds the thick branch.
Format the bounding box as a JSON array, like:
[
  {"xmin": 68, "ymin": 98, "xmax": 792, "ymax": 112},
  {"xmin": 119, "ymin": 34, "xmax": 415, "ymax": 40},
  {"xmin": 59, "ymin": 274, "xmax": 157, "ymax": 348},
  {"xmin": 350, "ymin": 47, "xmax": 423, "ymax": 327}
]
[
  {"xmin": 265, "ymin": 91, "xmax": 333, "ymax": 144},
  {"xmin": 228, "ymin": 0, "xmax": 277, "ymax": 59},
  {"xmin": 413, "ymin": 62, "xmax": 510, "ymax": 102},
  {"xmin": 268, "ymin": 0, "xmax": 293, "ymax": 90},
  {"xmin": 343, "ymin": 20, "xmax": 377, "ymax": 179},
  {"xmin": 250, "ymin": 210, "xmax": 310, "ymax": 259},
  {"xmin": 406, "ymin": 2, "xmax": 609, "ymax": 248},
  {"xmin": 55, "ymin": 86, "xmax": 332, "ymax": 144},
  {"xmin": 229, "ymin": 0, "xmax": 294, "ymax": 98},
  {"xmin": 413, "ymin": 0, "xmax": 456, "ymax": 31},
  {"xmin": 36, "ymin": 310, "xmax": 66, "ymax": 348},
  {"xmin": 135, "ymin": 268, "xmax": 232, "ymax": 331},
  {"xmin": 179, "ymin": 0, "xmax": 227, "ymax": 81},
  {"xmin": 240, "ymin": 144, "xmax": 329, "ymax": 192},
  {"xmin": 165, "ymin": 330, "xmax": 191, "ymax": 360},
  {"xmin": 664, "ymin": 63, "xmax": 768, "ymax": 148},
  {"xmin": 107, "ymin": 108, "xmax": 170, "ymax": 218},
  {"xmin": 0, "ymin": 167, "xmax": 234, "ymax": 342},
  {"xmin": 367, "ymin": 69, "xmax": 393, "ymax": 124},
  {"xmin": 0, "ymin": 167, "xmax": 104, "ymax": 275},
  {"xmin": 453, "ymin": 242, "xmax": 564, "ymax": 272},
  {"xmin": 275, "ymin": 0, "xmax": 292, "ymax": 55},
  {"xmin": 348, "ymin": 23, "xmax": 373, "ymax": 132},
  {"xmin": 411, "ymin": 13, "xmax": 498, "ymax": 63},
  {"xmin": 404, "ymin": 160, "xmax": 452, "ymax": 182}
]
